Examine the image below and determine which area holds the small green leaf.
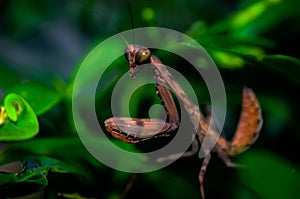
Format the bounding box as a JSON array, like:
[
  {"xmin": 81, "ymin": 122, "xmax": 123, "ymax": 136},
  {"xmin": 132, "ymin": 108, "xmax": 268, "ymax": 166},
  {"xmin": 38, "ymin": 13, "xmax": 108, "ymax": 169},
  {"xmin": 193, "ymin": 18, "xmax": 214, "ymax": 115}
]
[
  {"xmin": 58, "ymin": 192, "xmax": 96, "ymax": 199},
  {"xmin": 18, "ymin": 156, "xmax": 79, "ymax": 183},
  {"xmin": 0, "ymin": 93, "xmax": 39, "ymax": 141},
  {"xmin": 230, "ymin": 0, "xmax": 280, "ymax": 32},
  {"xmin": 206, "ymin": 0, "xmax": 281, "ymax": 36},
  {"xmin": 8, "ymin": 81, "xmax": 62, "ymax": 115},
  {"xmin": 210, "ymin": 50, "xmax": 245, "ymax": 69},
  {"xmin": 181, "ymin": 37, "xmax": 267, "ymax": 69}
]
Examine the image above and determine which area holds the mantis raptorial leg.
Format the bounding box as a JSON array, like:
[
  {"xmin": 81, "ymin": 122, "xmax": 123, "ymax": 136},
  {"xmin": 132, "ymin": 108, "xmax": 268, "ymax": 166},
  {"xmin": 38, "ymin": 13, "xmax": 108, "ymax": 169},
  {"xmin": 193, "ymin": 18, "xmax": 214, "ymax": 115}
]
[{"xmin": 104, "ymin": 44, "xmax": 263, "ymax": 198}]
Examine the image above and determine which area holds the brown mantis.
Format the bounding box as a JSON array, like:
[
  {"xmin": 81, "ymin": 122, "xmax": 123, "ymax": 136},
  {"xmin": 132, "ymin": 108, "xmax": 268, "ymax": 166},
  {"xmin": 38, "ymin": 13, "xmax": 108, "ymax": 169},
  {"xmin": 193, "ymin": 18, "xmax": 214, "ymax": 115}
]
[{"xmin": 104, "ymin": 44, "xmax": 263, "ymax": 199}]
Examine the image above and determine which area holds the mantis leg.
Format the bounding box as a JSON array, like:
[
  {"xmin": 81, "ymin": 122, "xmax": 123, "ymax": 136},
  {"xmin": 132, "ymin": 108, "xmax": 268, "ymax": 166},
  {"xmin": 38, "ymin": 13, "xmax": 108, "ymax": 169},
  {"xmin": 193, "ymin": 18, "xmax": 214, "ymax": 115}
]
[{"xmin": 199, "ymin": 152, "xmax": 211, "ymax": 199}]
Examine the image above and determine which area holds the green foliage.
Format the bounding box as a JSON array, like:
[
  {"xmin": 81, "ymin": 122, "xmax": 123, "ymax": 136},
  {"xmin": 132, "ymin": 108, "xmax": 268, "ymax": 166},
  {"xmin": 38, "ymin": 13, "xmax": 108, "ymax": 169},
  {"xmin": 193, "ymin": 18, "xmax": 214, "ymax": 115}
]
[
  {"xmin": 0, "ymin": 0, "xmax": 299, "ymax": 198},
  {"xmin": 0, "ymin": 156, "xmax": 80, "ymax": 198},
  {"xmin": 8, "ymin": 81, "xmax": 62, "ymax": 115},
  {"xmin": 0, "ymin": 156, "xmax": 79, "ymax": 186},
  {"xmin": 238, "ymin": 150, "xmax": 300, "ymax": 199},
  {"xmin": 0, "ymin": 94, "xmax": 39, "ymax": 141}
]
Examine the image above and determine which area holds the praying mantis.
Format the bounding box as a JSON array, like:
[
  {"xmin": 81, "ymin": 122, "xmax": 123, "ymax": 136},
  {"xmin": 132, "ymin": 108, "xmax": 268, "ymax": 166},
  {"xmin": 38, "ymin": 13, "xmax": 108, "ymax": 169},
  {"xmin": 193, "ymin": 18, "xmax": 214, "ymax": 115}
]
[{"xmin": 104, "ymin": 44, "xmax": 263, "ymax": 199}]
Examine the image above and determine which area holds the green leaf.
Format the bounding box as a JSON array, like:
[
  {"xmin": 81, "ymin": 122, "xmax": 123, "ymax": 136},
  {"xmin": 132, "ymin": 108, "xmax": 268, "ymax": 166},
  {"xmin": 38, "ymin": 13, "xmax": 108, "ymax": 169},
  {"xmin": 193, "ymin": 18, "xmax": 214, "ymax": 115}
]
[
  {"xmin": 0, "ymin": 93, "xmax": 39, "ymax": 141},
  {"xmin": 210, "ymin": 50, "xmax": 246, "ymax": 69},
  {"xmin": 58, "ymin": 192, "xmax": 96, "ymax": 199},
  {"xmin": 0, "ymin": 173, "xmax": 17, "ymax": 186},
  {"xmin": 196, "ymin": 35, "xmax": 275, "ymax": 50},
  {"xmin": 238, "ymin": 150, "xmax": 300, "ymax": 199},
  {"xmin": 8, "ymin": 81, "xmax": 62, "ymax": 115},
  {"xmin": 233, "ymin": 0, "xmax": 298, "ymax": 36},
  {"xmin": 182, "ymin": 39, "xmax": 265, "ymax": 69},
  {"xmin": 0, "ymin": 156, "xmax": 80, "ymax": 187},
  {"xmin": 206, "ymin": 0, "xmax": 282, "ymax": 36},
  {"xmin": 17, "ymin": 156, "xmax": 79, "ymax": 184}
]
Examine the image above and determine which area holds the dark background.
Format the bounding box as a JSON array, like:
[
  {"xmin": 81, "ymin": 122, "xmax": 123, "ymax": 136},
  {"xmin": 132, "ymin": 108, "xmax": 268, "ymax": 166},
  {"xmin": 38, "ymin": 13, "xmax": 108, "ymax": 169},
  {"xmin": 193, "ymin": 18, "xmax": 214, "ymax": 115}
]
[{"xmin": 0, "ymin": 0, "xmax": 300, "ymax": 199}]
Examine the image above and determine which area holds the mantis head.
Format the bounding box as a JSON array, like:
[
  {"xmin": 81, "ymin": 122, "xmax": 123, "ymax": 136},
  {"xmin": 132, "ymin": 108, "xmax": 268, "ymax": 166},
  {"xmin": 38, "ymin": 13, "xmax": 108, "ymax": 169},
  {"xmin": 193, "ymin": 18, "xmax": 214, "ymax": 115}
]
[{"xmin": 124, "ymin": 44, "xmax": 151, "ymax": 77}]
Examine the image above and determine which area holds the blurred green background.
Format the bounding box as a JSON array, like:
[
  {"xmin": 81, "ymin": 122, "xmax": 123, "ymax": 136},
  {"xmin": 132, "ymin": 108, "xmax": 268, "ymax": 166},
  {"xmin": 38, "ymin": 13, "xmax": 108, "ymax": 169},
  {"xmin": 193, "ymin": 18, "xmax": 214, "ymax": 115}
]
[{"xmin": 0, "ymin": 0, "xmax": 300, "ymax": 199}]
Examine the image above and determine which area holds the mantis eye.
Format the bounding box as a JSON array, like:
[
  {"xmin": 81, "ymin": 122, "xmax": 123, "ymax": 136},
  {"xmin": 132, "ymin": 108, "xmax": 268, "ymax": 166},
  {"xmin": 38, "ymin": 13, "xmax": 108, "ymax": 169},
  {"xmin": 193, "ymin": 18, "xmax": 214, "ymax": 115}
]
[{"xmin": 135, "ymin": 48, "xmax": 151, "ymax": 64}]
